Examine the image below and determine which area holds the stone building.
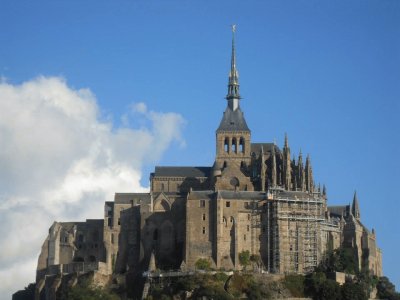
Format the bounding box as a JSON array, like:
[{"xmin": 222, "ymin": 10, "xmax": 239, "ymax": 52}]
[{"xmin": 35, "ymin": 29, "xmax": 382, "ymax": 297}]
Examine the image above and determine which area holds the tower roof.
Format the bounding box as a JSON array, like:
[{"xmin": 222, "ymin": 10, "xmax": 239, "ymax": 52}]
[
  {"xmin": 217, "ymin": 106, "xmax": 250, "ymax": 131},
  {"xmin": 218, "ymin": 25, "xmax": 249, "ymax": 132}
]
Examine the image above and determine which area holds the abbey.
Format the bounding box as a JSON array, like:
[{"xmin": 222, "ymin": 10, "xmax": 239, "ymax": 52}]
[{"xmin": 35, "ymin": 30, "xmax": 382, "ymax": 296}]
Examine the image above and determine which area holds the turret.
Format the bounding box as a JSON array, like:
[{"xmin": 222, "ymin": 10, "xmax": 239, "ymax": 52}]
[
  {"xmin": 283, "ymin": 133, "xmax": 291, "ymax": 190},
  {"xmin": 298, "ymin": 150, "xmax": 305, "ymax": 191},
  {"xmin": 271, "ymin": 144, "xmax": 277, "ymax": 188},
  {"xmin": 352, "ymin": 191, "xmax": 361, "ymax": 220},
  {"xmin": 260, "ymin": 146, "xmax": 266, "ymax": 191},
  {"xmin": 305, "ymin": 154, "xmax": 314, "ymax": 193}
]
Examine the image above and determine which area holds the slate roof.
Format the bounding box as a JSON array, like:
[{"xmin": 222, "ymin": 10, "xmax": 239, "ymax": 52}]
[
  {"xmin": 217, "ymin": 107, "xmax": 250, "ymax": 132},
  {"xmin": 251, "ymin": 143, "xmax": 282, "ymax": 155},
  {"xmin": 153, "ymin": 166, "xmax": 211, "ymax": 178},
  {"xmin": 114, "ymin": 193, "xmax": 151, "ymax": 204},
  {"xmin": 328, "ymin": 205, "xmax": 349, "ymax": 217}
]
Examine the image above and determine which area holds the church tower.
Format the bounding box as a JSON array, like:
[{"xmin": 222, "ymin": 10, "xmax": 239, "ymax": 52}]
[{"xmin": 213, "ymin": 26, "xmax": 253, "ymax": 191}]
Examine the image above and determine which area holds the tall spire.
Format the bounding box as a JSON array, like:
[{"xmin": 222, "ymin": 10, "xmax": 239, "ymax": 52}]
[
  {"xmin": 352, "ymin": 191, "xmax": 360, "ymax": 219},
  {"xmin": 226, "ymin": 24, "xmax": 240, "ymax": 110}
]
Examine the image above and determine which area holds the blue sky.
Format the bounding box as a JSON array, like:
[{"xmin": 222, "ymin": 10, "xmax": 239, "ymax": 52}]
[{"xmin": 0, "ymin": 0, "xmax": 399, "ymax": 296}]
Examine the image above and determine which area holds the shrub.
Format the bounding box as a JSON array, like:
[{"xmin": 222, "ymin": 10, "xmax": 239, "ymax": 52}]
[
  {"xmin": 284, "ymin": 274, "xmax": 305, "ymax": 297},
  {"xmin": 239, "ymin": 250, "xmax": 250, "ymax": 269},
  {"xmin": 195, "ymin": 258, "xmax": 211, "ymax": 270}
]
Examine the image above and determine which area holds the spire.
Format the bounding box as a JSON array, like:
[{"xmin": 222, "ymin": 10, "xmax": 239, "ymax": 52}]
[
  {"xmin": 352, "ymin": 191, "xmax": 360, "ymax": 219},
  {"xmin": 261, "ymin": 146, "xmax": 266, "ymax": 192},
  {"xmin": 226, "ymin": 24, "xmax": 240, "ymax": 110},
  {"xmin": 271, "ymin": 145, "xmax": 277, "ymax": 187},
  {"xmin": 284, "ymin": 133, "xmax": 289, "ymax": 149}
]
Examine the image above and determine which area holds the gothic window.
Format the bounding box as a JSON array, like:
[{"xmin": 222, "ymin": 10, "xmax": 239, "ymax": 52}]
[
  {"xmin": 239, "ymin": 137, "xmax": 244, "ymax": 153},
  {"xmin": 92, "ymin": 230, "xmax": 99, "ymax": 242},
  {"xmin": 224, "ymin": 138, "xmax": 229, "ymax": 152},
  {"xmin": 78, "ymin": 234, "xmax": 84, "ymax": 243},
  {"xmin": 232, "ymin": 138, "xmax": 237, "ymax": 153},
  {"xmin": 223, "ymin": 161, "xmax": 228, "ymax": 168}
]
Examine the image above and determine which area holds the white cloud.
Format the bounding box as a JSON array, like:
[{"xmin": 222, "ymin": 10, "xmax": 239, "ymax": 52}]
[{"xmin": 0, "ymin": 76, "xmax": 185, "ymax": 299}]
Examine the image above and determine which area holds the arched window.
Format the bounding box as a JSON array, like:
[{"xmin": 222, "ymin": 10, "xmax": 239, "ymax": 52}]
[
  {"xmin": 224, "ymin": 137, "xmax": 229, "ymax": 152},
  {"xmin": 239, "ymin": 138, "xmax": 245, "ymax": 153},
  {"xmin": 232, "ymin": 138, "xmax": 237, "ymax": 153}
]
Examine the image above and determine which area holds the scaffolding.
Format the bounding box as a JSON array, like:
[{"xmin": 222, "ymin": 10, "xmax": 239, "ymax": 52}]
[{"xmin": 268, "ymin": 188, "xmax": 325, "ymax": 273}]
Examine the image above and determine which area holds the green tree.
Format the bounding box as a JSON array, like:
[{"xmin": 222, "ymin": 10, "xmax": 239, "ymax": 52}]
[
  {"xmin": 239, "ymin": 250, "xmax": 250, "ymax": 270},
  {"xmin": 342, "ymin": 281, "xmax": 368, "ymax": 300},
  {"xmin": 316, "ymin": 279, "xmax": 341, "ymax": 300},
  {"xmin": 377, "ymin": 276, "xmax": 400, "ymax": 300}
]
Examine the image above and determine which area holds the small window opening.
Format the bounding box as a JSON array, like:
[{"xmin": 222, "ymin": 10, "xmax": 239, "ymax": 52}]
[
  {"xmin": 224, "ymin": 138, "xmax": 229, "ymax": 153},
  {"xmin": 226, "ymin": 201, "xmax": 231, "ymax": 208},
  {"xmin": 244, "ymin": 234, "xmax": 246, "ymax": 241},
  {"xmin": 239, "ymin": 138, "xmax": 244, "ymax": 153},
  {"xmin": 202, "ymin": 227, "xmax": 206, "ymax": 234},
  {"xmin": 202, "ymin": 214, "xmax": 206, "ymax": 221},
  {"xmin": 111, "ymin": 233, "xmax": 114, "ymax": 244},
  {"xmin": 232, "ymin": 138, "xmax": 237, "ymax": 153},
  {"xmin": 248, "ymin": 214, "xmax": 250, "ymax": 220},
  {"xmin": 247, "ymin": 225, "xmax": 250, "ymax": 232},
  {"xmin": 200, "ymin": 200, "xmax": 205, "ymax": 207}
]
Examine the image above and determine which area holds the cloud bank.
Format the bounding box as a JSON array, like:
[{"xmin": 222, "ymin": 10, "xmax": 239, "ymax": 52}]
[{"xmin": 0, "ymin": 76, "xmax": 185, "ymax": 299}]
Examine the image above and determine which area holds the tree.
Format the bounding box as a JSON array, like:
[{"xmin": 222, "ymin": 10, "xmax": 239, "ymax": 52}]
[
  {"xmin": 239, "ymin": 250, "xmax": 250, "ymax": 270},
  {"xmin": 316, "ymin": 279, "xmax": 341, "ymax": 300},
  {"xmin": 341, "ymin": 281, "xmax": 368, "ymax": 300},
  {"xmin": 377, "ymin": 276, "xmax": 400, "ymax": 300}
]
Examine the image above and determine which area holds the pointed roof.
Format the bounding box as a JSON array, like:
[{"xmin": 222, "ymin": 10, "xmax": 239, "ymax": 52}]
[
  {"xmin": 352, "ymin": 191, "xmax": 360, "ymax": 219},
  {"xmin": 218, "ymin": 25, "xmax": 249, "ymax": 132}
]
